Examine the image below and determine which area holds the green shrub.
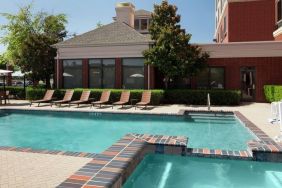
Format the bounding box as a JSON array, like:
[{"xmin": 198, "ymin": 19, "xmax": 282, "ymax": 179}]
[
  {"xmin": 164, "ymin": 89, "xmax": 241, "ymax": 105},
  {"xmin": 264, "ymin": 85, "xmax": 282, "ymax": 102},
  {"xmin": 26, "ymin": 88, "xmax": 165, "ymax": 105},
  {"xmin": 0, "ymin": 86, "xmax": 26, "ymax": 99},
  {"xmin": 26, "ymin": 88, "xmax": 241, "ymax": 105}
]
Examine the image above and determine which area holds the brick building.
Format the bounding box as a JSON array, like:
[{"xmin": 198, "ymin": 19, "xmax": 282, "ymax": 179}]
[
  {"xmin": 200, "ymin": 0, "xmax": 282, "ymax": 102},
  {"xmin": 53, "ymin": 1, "xmax": 282, "ymax": 102}
]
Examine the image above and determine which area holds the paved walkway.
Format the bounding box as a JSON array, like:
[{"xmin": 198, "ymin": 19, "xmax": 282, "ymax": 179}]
[{"xmin": 0, "ymin": 150, "xmax": 91, "ymax": 188}]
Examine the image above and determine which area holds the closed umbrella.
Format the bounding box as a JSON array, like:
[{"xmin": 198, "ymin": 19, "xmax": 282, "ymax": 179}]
[{"xmin": 0, "ymin": 69, "xmax": 13, "ymax": 105}]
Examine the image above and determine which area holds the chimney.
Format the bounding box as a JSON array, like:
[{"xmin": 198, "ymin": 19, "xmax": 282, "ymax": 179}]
[{"xmin": 115, "ymin": 2, "xmax": 135, "ymax": 27}]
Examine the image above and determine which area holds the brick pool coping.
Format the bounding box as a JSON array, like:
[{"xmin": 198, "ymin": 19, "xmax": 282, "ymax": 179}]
[{"xmin": 1, "ymin": 108, "xmax": 282, "ymax": 187}]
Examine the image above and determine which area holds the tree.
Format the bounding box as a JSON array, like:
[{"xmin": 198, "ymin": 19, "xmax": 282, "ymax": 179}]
[
  {"xmin": 96, "ymin": 21, "xmax": 104, "ymax": 28},
  {"xmin": 0, "ymin": 4, "xmax": 67, "ymax": 87},
  {"xmin": 143, "ymin": 1, "xmax": 208, "ymax": 89},
  {"xmin": 0, "ymin": 54, "xmax": 7, "ymax": 69}
]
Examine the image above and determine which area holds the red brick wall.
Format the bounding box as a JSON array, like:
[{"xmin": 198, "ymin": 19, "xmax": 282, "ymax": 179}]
[
  {"xmin": 115, "ymin": 58, "xmax": 122, "ymax": 89},
  {"xmin": 58, "ymin": 60, "xmax": 63, "ymax": 89},
  {"xmin": 228, "ymin": 0, "xmax": 276, "ymax": 42},
  {"xmin": 207, "ymin": 57, "xmax": 282, "ymax": 102},
  {"xmin": 144, "ymin": 65, "xmax": 155, "ymax": 89},
  {"xmin": 82, "ymin": 59, "xmax": 89, "ymax": 88}
]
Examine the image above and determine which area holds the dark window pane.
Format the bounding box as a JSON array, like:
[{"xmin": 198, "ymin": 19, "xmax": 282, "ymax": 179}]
[
  {"xmin": 89, "ymin": 59, "xmax": 115, "ymax": 88},
  {"xmin": 197, "ymin": 68, "xmax": 209, "ymax": 89},
  {"xmin": 89, "ymin": 59, "xmax": 102, "ymax": 88},
  {"xmin": 141, "ymin": 19, "xmax": 148, "ymax": 30},
  {"xmin": 210, "ymin": 67, "xmax": 225, "ymax": 89},
  {"xmin": 122, "ymin": 58, "xmax": 144, "ymax": 89},
  {"xmin": 63, "ymin": 60, "xmax": 82, "ymax": 89},
  {"xmin": 102, "ymin": 59, "xmax": 115, "ymax": 88},
  {"xmin": 134, "ymin": 19, "xmax": 140, "ymax": 30}
]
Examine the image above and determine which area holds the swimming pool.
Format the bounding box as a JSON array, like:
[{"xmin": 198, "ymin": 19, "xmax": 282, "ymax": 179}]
[
  {"xmin": 0, "ymin": 110, "xmax": 255, "ymax": 153},
  {"xmin": 123, "ymin": 154, "xmax": 282, "ymax": 188}
]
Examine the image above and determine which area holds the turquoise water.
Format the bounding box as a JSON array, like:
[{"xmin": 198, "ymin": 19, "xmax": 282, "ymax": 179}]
[
  {"xmin": 0, "ymin": 110, "xmax": 254, "ymax": 153},
  {"xmin": 123, "ymin": 154, "xmax": 282, "ymax": 188}
]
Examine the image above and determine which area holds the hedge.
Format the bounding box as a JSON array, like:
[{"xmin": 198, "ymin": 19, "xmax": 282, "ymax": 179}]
[
  {"xmin": 0, "ymin": 86, "xmax": 26, "ymax": 99},
  {"xmin": 164, "ymin": 89, "xmax": 241, "ymax": 105},
  {"xmin": 26, "ymin": 88, "xmax": 165, "ymax": 105},
  {"xmin": 264, "ymin": 85, "xmax": 282, "ymax": 102},
  {"xmin": 26, "ymin": 88, "xmax": 241, "ymax": 105}
]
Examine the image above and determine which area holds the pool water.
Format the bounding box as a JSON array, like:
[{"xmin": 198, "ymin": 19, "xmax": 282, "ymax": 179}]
[
  {"xmin": 123, "ymin": 154, "xmax": 282, "ymax": 188},
  {"xmin": 0, "ymin": 110, "xmax": 255, "ymax": 153}
]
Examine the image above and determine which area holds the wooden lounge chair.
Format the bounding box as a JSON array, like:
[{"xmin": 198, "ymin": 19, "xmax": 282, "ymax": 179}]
[
  {"xmin": 69, "ymin": 90, "xmax": 91, "ymax": 107},
  {"xmin": 0, "ymin": 91, "xmax": 6, "ymax": 105},
  {"xmin": 112, "ymin": 91, "xmax": 130, "ymax": 109},
  {"xmin": 91, "ymin": 90, "xmax": 111, "ymax": 108},
  {"xmin": 0, "ymin": 91, "xmax": 10, "ymax": 104},
  {"xmin": 51, "ymin": 90, "xmax": 74, "ymax": 107},
  {"xmin": 30, "ymin": 90, "xmax": 55, "ymax": 107},
  {"xmin": 135, "ymin": 91, "xmax": 151, "ymax": 110}
]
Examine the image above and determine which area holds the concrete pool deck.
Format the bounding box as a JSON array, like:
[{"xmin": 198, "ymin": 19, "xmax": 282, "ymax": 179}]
[{"xmin": 0, "ymin": 150, "xmax": 91, "ymax": 188}]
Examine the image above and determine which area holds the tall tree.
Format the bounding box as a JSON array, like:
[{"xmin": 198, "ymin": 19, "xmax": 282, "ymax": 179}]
[
  {"xmin": 0, "ymin": 54, "xmax": 7, "ymax": 69},
  {"xmin": 143, "ymin": 0, "xmax": 208, "ymax": 88},
  {"xmin": 0, "ymin": 4, "xmax": 67, "ymax": 87}
]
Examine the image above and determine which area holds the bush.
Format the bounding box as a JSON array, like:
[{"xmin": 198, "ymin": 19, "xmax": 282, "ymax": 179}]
[
  {"xmin": 26, "ymin": 88, "xmax": 241, "ymax": 105},
  {"xmin": 0, "ymin": 86, "xmax": 26, "ymax": 99},
  {"xmin": 264, "ymin": 85, "xmax": 282, "ymax": 102},
  {"xmin": 164, "ymin": 89, "xmax": 241, "ymax": 105},
  {"xmin": 26, "ymin": 88, "xmax": 165, "ymax": 105}
]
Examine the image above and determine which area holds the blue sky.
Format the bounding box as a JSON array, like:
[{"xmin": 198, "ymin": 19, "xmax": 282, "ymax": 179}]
[{"xmin": 0, "ymin": 0, "xmax": 215, "ymax": 54}]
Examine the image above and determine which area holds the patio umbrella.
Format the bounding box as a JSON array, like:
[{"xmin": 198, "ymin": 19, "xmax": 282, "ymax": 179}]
[
  {"xmin": 0, "ymin": 69, "xmax": 13, "ymax": 105},
  {"xmin": 130, "ymin": 73, "xmax": 144, "ymax": 78}
]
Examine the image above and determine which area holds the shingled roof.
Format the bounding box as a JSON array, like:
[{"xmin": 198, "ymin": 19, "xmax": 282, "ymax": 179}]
[
  {"xmin": 135, "ymin": 9, "xmax": 152, "ymax": 17},
  {"xmin": 54, "ymin": 21, "xmax": 153, "ymax": 47}
]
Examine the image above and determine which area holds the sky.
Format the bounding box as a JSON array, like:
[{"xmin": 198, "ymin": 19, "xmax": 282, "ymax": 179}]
[{"xmin": 0, "ymin": 0, "xmax": 215, "ymax": 54}]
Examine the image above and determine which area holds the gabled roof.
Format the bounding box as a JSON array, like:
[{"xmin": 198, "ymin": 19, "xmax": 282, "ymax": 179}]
[
  {"xmin": 135, "ymin": 9, "xmax": 152, "ymax": 17},
  {"xmin": 54, "ymin": 21, "xmax": 153, "ymax": 48}
]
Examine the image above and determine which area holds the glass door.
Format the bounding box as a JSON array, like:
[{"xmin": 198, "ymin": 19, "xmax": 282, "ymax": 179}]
[{"xmin": 240, "ymin": 67, "xmax": 256, "ymax": 101}]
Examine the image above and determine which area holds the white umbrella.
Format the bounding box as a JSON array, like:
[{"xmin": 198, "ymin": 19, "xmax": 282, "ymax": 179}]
[
  {"xmin": 0, "ymin": 69, "xmax": 12, "ymax": 75},
  {"xmin": 130, "ymin": 74, "xmax": 144, "ymax": 78},
  {"xmin": 12, "ymin": 71, "xmax": 25, "ymax": 77},
  {"xmin": 63, "ymin": 72, "xmax": 73, "ymax": 77},
  {"xmin": 0, "ymin": 69, "xmax": 13, "ymax": 105}
]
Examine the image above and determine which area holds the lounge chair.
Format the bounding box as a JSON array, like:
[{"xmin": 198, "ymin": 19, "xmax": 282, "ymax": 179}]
[
  {"xmin": 30, "ymin": 90, "xmax": 55, "ymax": 107},
  {"xmin": 5, "ymin": 91, "xmax": 10, "ymax": 103},
  {"xmin": 51, "ymin": 90, "xmax": 74, "ymax": 107},
  {"xmin": 112, "ymin": 91, "xmax": 130, "ymax": 109},
  {"xmin": 135, "ymin": 91, "xmax": 151, "ymax": 109},
  {"xmin": 69, "ymin": 90, "xmax": 91, "ymax": 107},
  {"xmin": 91, "ymin": 90, "xmax": 111, "ymax": 108}
]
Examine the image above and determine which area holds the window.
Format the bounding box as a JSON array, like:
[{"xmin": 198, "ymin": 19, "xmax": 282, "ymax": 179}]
[
  {"xmin": 197, "ymin": 67, "xmax": 225, "ymax": 89},
  {"xmin": 197, "ymin": 68, "xmax": 209, "ymax": 89},
  {"xmin": 89, "ymin": 59, "xmax": 115, "ymax": 88},
  {"xmin": 210, "ymin": 67, "xmax": 225, "ymax": 89},
  {"xmin": 63, "ymin": 60, "xmax": 83, "ymax": 88},
  {"xmin": 134, "ymin": 19, "xmax": 140, "ymax": 30},
  {"xmin": 141, "ymin": 19, "xmax": 148, "ymax": 30},
  {"xmin": 122, "ymin": 58, "xmax": 144, "ymax": 89}
]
